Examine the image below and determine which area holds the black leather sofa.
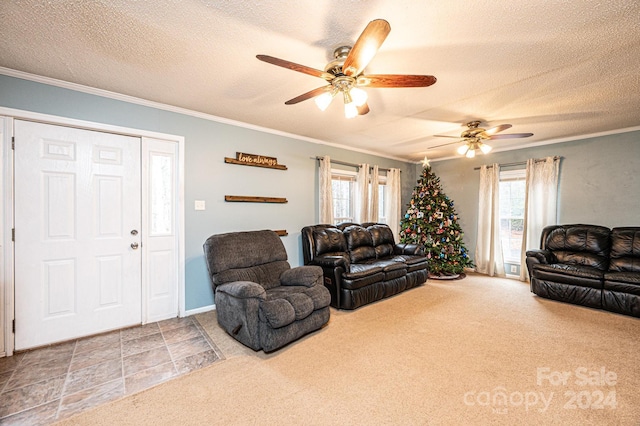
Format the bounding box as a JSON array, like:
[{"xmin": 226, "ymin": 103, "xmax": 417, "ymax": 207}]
[
  {"xmin": 525, "ymin": 224, "xmax": 640, "ymax": 318},
  {"xmin": 301, "ymin": 223, "xmax": 429, "ymax": 310}
]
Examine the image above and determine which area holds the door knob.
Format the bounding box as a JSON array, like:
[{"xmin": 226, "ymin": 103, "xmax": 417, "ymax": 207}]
[{"xmin": 131, "ymin": 242, "xmax": 139, "ymax": 250}]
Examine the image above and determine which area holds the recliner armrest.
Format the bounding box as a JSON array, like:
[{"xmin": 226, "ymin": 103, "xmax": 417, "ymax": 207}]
[
  {"xmin": 310, "ymin": 254, "xmax": 350, "ymax": 270},
  {"xmin": 394, "ymin": 243, "xmax": 426, "ymax": 256},
  {"xmin": 280, "ymin": 265, "xmax": 323, "ymax": 287},
  {"xmin": 216, "ymin": 281, "xmax": 266, "ymax": 300},
  {"xmin": 526, "ymin": 249, "xmax": 552, "ymax": 265}
]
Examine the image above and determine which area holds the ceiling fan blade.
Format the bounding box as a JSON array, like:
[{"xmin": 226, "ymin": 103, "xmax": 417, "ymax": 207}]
[
  {"xmin": 427, "ymin": 140, "xmax": 462, "ymax": 149},
  {"xmin": 433, "ymin": 134, "xmax": 460, "ymax": 139},
  {"xmin": 256, "ymin": 55, "xmax": 335, "ymax": 81},
  {"xmin": 284, "ymin": 86, "xmax": 331, "ymax": 105},
  {"xmin": 358, "ymin": 74, "xmax": 437, "ymax": 88},
  {"xmin": 489, "ymin": 133, "xmax": 534, "ymax": 140},
  {"xmin": 484, "ymin": 124, "xmax": 512, "ymax": 135},
  {"xmin": 342, "ymin": 19, "xmax": 391, "ymax": 77},
  {"xmin": 357, "ymin": 103, "xmax": 370, "ymax": 115}
]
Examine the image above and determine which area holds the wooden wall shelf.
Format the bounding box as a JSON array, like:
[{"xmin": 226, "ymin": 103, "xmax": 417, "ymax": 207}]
[
  {"xmin": 225, "ymin": 195, "xmax": 288, "ymax": 203},
  {"xmin": 224, "ymin": 157, "xmax": 287, "ymax": 170}
]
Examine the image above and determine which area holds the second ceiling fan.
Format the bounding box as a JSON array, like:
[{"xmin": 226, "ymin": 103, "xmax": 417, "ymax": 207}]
[
  {"xmin": 432, "ymin": 121, "xmax": 533, "ymax": 157},
  {"xmin": 257, "ymin": 19, "xmax": 437, "ymax": 118}
]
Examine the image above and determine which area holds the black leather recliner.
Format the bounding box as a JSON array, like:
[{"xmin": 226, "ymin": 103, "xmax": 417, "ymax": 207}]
[{"xmin": 526, "ymin": 224, "xmax": 640, "ymax": 318}]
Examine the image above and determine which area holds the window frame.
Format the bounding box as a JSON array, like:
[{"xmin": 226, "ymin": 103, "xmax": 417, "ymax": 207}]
[
  {"xmin": 329, "ymin": 169, "xmax": 388, "ymax": 225},
  {"xmin": 499, "ymin": 168, "xmax": 526, "ymax": 265},
  {"xmin": 330, "ymin": 169, "xmax": 357, "ymax": 225}
]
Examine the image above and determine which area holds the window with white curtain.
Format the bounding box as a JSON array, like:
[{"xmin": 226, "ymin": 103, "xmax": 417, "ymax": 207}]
[
  {"xmin": 331, "ymin": 170, "xmax": 387, "ymax": 225},
  {"xmin": 499, "ymin": 169, "xmax": 526, "ymax": 275},
  {"xmin": 331, "ymin": 170, "xmax": 356, "ymax": 224}
]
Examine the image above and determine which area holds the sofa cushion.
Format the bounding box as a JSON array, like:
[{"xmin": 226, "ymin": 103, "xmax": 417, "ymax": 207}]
[
  {"xmin": 267, "ymin": 285, "xmax": 331, "ymax": 310},
  {"xmin": 313, "ymin": 227, "xmax": 347, "ymax": 256},
  {"xmin": 304, "ymin": 284, "xmax": 333, "ymax": 310},
  {"xmin": 342, "ymin": 272, "xmax": 385, "ymax": 290},
  {"xmin": 205, "ymin": 230, "xmax": 287, "ymax": 274},
  {"xmin": 368, "ymin": 224, "xmax": 396, "ymax": 258},
  {"xmin": 344, "ymin": 225, "xmax": 377, "ymax": 263},
  {"xmin": 280, "ymin": 265, "xmax": 323, "ymax": 287},
  {"xmin": 214, "ymin": 261, "xmax": 290, "ymax": 290},
  {"xmin": 609, "ymin": 227, "xmax": 640, "ymax": 273},
  {"xmin": 344, "ymin": 263, "xmax": 383, "ymax": 278},
  {"xmin": 380, "ymin": 261, "xmax": 407, "ymax": 280},
  {"xmin": 261, "ymin": 284, "xmax": 331, "ymax": 328},
  {"xmin": 604, "ymin": 272, "xmax": 640, "ymax": 295},
  {"xmin": 532, "ymin": 263, "xmax": 605, "ymax": 289},
  {"xmin": 545, "ymin": 225, "xmax": 611, "ymax": 270},
  {"xmin": 283, "ymin": 293, "xmax": 314, "ymax": 320},
  {"xmin": 392, "ymin": 255, "xmax": 429, "ymax": 272},
  {"xmin": 259, "ymin": 298, "xmax": 296, "ymax": 329}
]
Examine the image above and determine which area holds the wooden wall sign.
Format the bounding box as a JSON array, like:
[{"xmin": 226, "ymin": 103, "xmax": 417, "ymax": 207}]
[{"xmin": 224, "ymin": 152, "xmax": 287, "ymax": 170}]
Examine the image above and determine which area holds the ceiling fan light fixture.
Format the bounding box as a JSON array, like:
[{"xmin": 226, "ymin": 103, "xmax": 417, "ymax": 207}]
[
  {"xmin": 465, "ymin": 148, "xmax": 476, "ymax": 158},
  {"xmin": 349, "ymin": 87, "xmax": 368, "ymax": 107},
  {"xmin": 343, "ymin": 91, "xmax": 358, "ymax": 118},
  {"xmin": 314, "ymin": 90, "xmax": 335, "ymax": 111},
  {"xmin": 479, "ymin": 142, "xmax": 492, "ymax": 154},
  {"xmin": 457, "ymin": 144, "xmax": 469, "ymax": 155},
  {"xmin": 344, "ymin": 102, "xmax": 358, "ymax": 119}
]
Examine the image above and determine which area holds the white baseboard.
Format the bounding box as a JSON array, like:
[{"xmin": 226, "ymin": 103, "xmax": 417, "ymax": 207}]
[{"xmin": 184, "ymin": 304, "xmax": 216, "ymax": 317}]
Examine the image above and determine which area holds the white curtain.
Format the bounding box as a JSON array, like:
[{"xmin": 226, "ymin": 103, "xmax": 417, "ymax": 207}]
[
  {"xmin": 369, "ymin": 165, "xmax": 379, "ymax": 222},
  {"xmin": 318, "ymin": 156, "xmax": 334, "ymax": 224},
  {"xmin": 385, "ymin": 168, "xmax": 402, "ymax": 241},
  {"xmin": 519, "ymin": 156, "xmax": 559, "ymax": 281},
  {"xmin": 356, "ymin": 163, "xmax": 370, "ymax": 223},
  {"xmin": 475, "ymin": 164, "xmax": 504, "ymax": 276}
]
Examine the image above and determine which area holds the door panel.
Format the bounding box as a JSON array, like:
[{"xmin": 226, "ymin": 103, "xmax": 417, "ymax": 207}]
[
  {"xmin": 143, "ymin": 138, "xmax": 179, "ymax": 321},
  {"xmin": 14, "ymin": 120, "xmax": 142, "ymax": 350}
]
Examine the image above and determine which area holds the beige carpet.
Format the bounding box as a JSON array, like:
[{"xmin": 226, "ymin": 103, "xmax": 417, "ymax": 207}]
[{"xmin": 56, "ymin": 273, "xmax": 640, "ymax": 425}]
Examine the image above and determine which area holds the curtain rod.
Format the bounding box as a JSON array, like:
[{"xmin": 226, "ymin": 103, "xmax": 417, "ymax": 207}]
[
  {"xmin": 473, "ymin": 156, "xmax": 561, "ymax": 170},
  {"xmin": 313, "ymin": 156, "xmax": 396, "ymax": 173}
]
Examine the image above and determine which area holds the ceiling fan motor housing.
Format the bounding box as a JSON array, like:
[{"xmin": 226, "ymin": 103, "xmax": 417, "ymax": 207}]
[
  {"xmin": 462, "ymin": 121, "xmax": 489, "ymax": 139},
  {"xmin": 324, "ymin": 46, "xmax": 352, "ymax": 75}
]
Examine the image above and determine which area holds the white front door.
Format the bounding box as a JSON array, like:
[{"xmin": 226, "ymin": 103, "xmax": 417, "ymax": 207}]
[{"xmin": 14, "ymin": 120, "xmax": 142, "ymax": 350}]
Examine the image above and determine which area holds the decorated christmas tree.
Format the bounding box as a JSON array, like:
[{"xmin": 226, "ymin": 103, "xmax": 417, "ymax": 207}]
[{"xmin": 399, "ymin": 166, "xmax": 474, "ymax": 276}]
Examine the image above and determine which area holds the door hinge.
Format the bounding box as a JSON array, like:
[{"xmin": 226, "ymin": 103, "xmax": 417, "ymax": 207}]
[
  {"xmin": 12, "ymin": 228, "xmax": 15, "ymax": 241},
  {"xmin": 12, "ymin": 136, "xmax": 15, "ymax": 150},
  {"xmin": 12, "ymin": 319, "xmax": 15, "ymax": 333}
]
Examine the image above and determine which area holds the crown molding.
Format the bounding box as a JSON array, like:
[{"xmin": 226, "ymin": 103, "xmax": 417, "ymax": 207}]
[{"xmin": 0, "ymin": 67, "xmax": 409, "ymax": 163}]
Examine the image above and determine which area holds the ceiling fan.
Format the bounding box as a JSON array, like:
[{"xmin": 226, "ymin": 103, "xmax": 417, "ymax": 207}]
[
  {"xmin": 432, "ymin": 121, "xmax": 533, "ymax": 158},
  {"xmin": 256, "ymin": 19, "xmax": 437, "ymax": 118}
]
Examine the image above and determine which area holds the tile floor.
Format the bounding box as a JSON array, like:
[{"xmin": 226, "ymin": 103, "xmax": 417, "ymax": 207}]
[{"xmin": 0, "ymin": 316, "xmax": 223, "ymax": 425}]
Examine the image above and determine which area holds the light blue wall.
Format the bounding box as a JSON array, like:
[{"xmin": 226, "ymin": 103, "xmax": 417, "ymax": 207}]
[
  {"xmin": 428, "ymin": 131, "xmax": 640, "ymax": 260},
  {"xmin": 0, "ymin": 74, "xmax": 416, "ymax": 311}
]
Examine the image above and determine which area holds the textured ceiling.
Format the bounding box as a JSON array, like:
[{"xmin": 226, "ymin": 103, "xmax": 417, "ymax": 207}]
[{"xmin": 1, "ymin": 1, "xmax": 639, "ymax": 161}]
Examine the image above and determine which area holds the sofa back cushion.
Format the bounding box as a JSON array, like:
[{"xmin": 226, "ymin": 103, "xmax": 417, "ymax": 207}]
[
  {"xmin": 609, "ymin": 227, "xmax": 640, "ymax": 272},
  {"xmin": 203, "ymin": 230, "xmax": 289, "ymax": 290},
  {"xmin": 545, "ymin": 225, "xmax": 611, "ymax": 270},
  {"xmin": 214, "ymin": 262, "xmax": 290, "ymax": 290},
  {"xmin": 313, "ymin": 227, "xmax": 347, "ymax": 256},
  {"xmin": 368, "ymin": 224, "xmax": 396, "ymax": 258},
  {"xmin": 344, "ymin": 225, "xmax": 377, "ymax": 263}
]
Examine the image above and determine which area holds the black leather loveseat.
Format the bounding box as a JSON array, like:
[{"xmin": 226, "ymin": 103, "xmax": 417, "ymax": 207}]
[
  {"xmin": 301, "ymin": 223, "xmax": 429, "ymax": 310},
  {"xmin": 526, "ymin": 224, "xmax": 640, "ymax": 318}
]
